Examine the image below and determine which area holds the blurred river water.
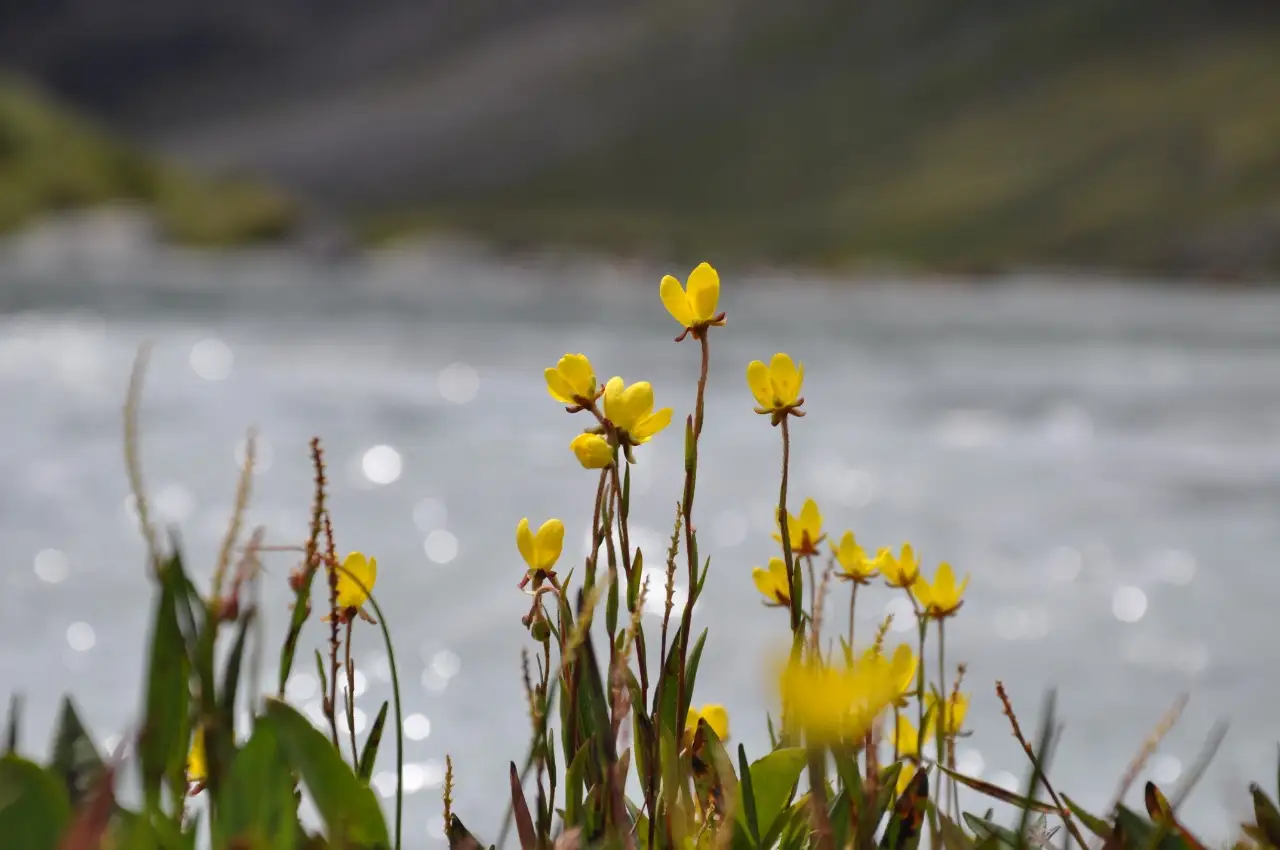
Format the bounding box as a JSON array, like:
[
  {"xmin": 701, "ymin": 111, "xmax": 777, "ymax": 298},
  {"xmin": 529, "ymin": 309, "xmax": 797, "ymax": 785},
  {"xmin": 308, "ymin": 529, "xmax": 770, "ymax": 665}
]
[{"xmin": 2, "ymin": 231, "xmax": 1280, "ymax": 844}]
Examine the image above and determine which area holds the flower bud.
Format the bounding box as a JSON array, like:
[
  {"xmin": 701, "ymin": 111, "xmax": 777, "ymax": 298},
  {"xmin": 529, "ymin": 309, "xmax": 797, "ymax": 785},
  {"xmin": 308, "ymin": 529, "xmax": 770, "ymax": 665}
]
[
  {"xmin": 530, "ymin": 618, "xmax": 551, "ymax": 643},
  {"xmin": 570, "ymin": 433, "xmax": 613, "ymax": 469}
]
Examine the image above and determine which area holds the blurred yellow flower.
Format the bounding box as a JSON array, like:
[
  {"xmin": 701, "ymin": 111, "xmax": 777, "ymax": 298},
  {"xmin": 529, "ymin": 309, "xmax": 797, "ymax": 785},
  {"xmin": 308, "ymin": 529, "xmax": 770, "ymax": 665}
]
[
  {"xmin": 751, "ymin": 557, "xmax": 792, "ymax": 607},
  {"xmin": 335, "ymin": 551, "xmax": 377, "ymax": 610},
  {"xmin": 911, "ymin": 562, "xmax": 969, "ymax": 618},
  {"xmin": 892, "ymin": 714, "xmax": 930, "ymax": 795},
  {"xmin": 746, "ymin": 353, "xmax": 805, "ymax": 417},
  {"xmin": 684, "ymin": 703, "xmax": 730, "ymax": 747},
  {"xmin": 778, "ymin": 652, "xmax": 898, "ymax": 745},
  {"xmin": 570, "ymin": 433, "xmax": 613, "ymax": 469},
  {"xmin": 187, "ymin": 726, "xmax": 206, "ymax": 784},
  {"xmin": 516, "ymin": 518, "xmax": 565, "ymax": 576},
  {"xmin": 602, "ymin": 377, "xmax": 672, "ymax": 448},
  {"xmin": 831, "ymin": 531, "xmax": 877, "ymax": 583},
  {"xmin": 926, "ymin": 690, "xmax": 969, "ymax": 737},
  {"xmin": 545, "ymin": 353, "xmax": 598, "ymax": 407},
  {"xmin": 774, "ymin": 498, "xmax": 825, "ymax": 557},
  {"xmin": 660, "ymin": 262, "xmax": 726, "ymax": 332},
  {"xmin": 876, "ymin": 544, "xmax": 921, "ymax": 589}
]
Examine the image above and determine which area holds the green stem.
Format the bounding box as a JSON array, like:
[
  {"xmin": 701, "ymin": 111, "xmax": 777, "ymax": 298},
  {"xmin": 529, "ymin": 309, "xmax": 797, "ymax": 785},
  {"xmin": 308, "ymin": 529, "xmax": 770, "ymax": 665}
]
[
  {"xmin": 779, "ymin": 416, "xmax": 800, "ymax": 638},
  {"xmin": 937, "ymin": 617, "xmax": 947, "ymax": 820},
  {"xmin": 847, "ymin": 583, "xmax": 858, "ymax": 656}
]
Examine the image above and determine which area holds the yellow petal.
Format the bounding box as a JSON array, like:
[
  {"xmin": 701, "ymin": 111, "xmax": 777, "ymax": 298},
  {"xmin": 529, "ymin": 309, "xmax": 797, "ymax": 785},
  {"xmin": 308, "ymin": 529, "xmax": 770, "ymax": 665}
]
[
  {"xmin": 799, "ymin": 499, "xmax": 822, "ymax": 538},
  {"xmin": 603, "ymin": 376, "xmax": 625, "ymax": 418},
  {"xmin": 767, "ymin": 556, "xmax": 789, "ymax": 588},
  {"xmin": 660, "ymin": 275, "xmax": 695, "ymax": 328},
  {"xmin": 769, "ymin": 353, "xmax": 801, "ymax": 405},
  {"xmin": 615, "ymin": 381, "xmax": 654, "ymax": 433},
  {"xmin": 935, "ymin": 562, "xmax": 955, "ymax": 598},
  {"xmin": 570, "ymin": 433, "xmax": 613, "ymax": 469},
  {"xmin": 751, "ymin": 567, "xmax": 777, "ymax": 599},
  {"xmin": 187, "ymin": 727, "xmax": 207, "ymax": 782},
  {"xmin": 545, "ymin": 368, "xmax": 577, "ymax": 404},
  {"xmin": 534, "ymin": 519, "xmax": 564, "ymax": 571},
  {"xmin": 337, "ymin": 551, "xmax": 375, "ymax": 608},
  {"xmin": 746, "ymin": 360, "xmax": 773, "ymax": 408},
  {"xmin": 632, "ymin": 407, "xmax": 672, "ymax": 442},
  {"xmin": 516, "ymin": 518, "xmax": 535, "ymax": 570},
  {"xmin": 700, "ymin": 703, "xmax": 730, "ymax": 741},
  {"xmin": 686, "ymin": 262, "xmax": 720, "ymax": 322},
  {"xmin": 557, "ymin": 353, "xmax": 595, "ymax": 398}
]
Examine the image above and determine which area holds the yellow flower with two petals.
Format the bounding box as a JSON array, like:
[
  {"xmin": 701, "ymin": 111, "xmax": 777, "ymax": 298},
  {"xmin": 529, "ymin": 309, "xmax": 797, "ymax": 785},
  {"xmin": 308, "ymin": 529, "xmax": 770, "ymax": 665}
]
[
  {"xmin": 774, "ymin": 498, "xmax": 825, "ymax": 557},
  {"xmin": 545, "ymin": 353, "xmax": 598, "ymax": 409},
  {"xmin": 516, "ymin": 517, "xmax": 565, "ymax": 591},
  {"xmin": 751, "ymin": 557, "xmax": 792, "ymax": 607},
  {"xmin": 746, "ymin": 353, "xmax": 805, "ymax": 420},
  {"xmin": 876, "ymin": 544, "xmax": 921, "ymax": 589},
  {"xmin": 911, "ymin": 562, "xmax": 969, "ymax": 619},
  {"xmin": 660, "ymin": 262, "xmax": 726, "ymax": 337},
  {"xmin": 602, "ymin": 377, "xmax": 672, "ymax": 458},
  {"xmin": 831, "ymin": 531, "xmax": 878, "ymax": 584}
]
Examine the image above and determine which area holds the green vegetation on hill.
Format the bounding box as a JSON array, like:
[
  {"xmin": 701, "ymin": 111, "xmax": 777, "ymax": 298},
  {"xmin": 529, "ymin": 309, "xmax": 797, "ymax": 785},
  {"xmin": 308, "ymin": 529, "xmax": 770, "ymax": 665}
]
[
  {"xmin": 0, "ymin": 76, "xmax": 296, "ymax": 246},
  {"xmin": 370, "ymin": 0, "xmax": 1280, "ymax": 276}
]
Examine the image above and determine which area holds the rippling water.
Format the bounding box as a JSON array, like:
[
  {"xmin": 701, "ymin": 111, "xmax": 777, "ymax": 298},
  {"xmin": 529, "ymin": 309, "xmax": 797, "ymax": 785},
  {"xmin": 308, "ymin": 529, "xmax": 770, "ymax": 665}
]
[{"xmin": 3, "ymin": 240, "xmax": 1279, "ymax": 844}]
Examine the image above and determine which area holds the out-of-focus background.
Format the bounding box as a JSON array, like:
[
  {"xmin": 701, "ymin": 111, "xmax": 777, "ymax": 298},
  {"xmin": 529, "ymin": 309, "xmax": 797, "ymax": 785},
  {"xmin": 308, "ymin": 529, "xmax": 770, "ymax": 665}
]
[{"xmin": 3, "ymin": 0, "xmax": 1280, "ymax": 846}]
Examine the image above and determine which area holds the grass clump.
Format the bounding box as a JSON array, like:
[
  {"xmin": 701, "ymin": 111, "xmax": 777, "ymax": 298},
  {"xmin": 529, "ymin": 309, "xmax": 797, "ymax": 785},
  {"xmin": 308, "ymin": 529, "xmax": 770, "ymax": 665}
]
[
  {"xmin": 2, "ymin": 262, "xmax": 1278, "ymax": 850},
  {"xmin": 0, "ymin": 75, "xmax": 296, "ymax": 246}
]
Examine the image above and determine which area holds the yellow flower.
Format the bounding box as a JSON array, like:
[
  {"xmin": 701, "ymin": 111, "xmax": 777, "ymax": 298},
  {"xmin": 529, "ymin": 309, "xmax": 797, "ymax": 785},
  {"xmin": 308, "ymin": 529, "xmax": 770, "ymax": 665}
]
[
  {"xmin": 892, "ymin": 713, "xmax": 932, "ymax": 795},
  {"xmin": 570, "ymin": 433, "xmax": 613, "ymax": 469},
  {"xmin": 602, "ymin": 377, "xmax": 672, "ymax": 448},
  {"xmin": 746, "ymin": 353, "xmax": 805, "ymax": 418},
  {"xmin": 926, "ymin": 690, "xmax": 969, "ymax": 737},
  {"xmin": 778, "ymin": 652, "xmax": 898, "ymax": 745},
  {"xmin": 751, "ymin": 557, "xmax": 791, "ymax": 607},
  {"xmin": 831, "ymin": 531, "xmax": 878, "ymax": 583},
  {"xmin": 545, "ymin": 353, "xmax": 598, "ymax": 407},
  {"xmin": 187, "ymin": 726, "xmax": 206, "ymax": 784},
  {"xmin": 684, "ymin": 703, "xmax": 730, "ymax": 748},
  {"xmin": 911, "ymin": 562, "xmax": 969, "ymax": 618},
  {"xmin": 660, "ymin": 262, "xmax": 726, "ymax": 332},
  {"xmin": 875, "ymin": 544, "xmax": 920, "ymax": 589},
  {"xmin": 335, "ymin": 551, "xmax": 377, "ymax": 610},
  {"xmin": 516, "ymin": 518, "xmax": 565, "ymax": 577},
  {"xmin": 773, "ymin": 498, "xmax": 825, "ymax": 557},
  {"xmin": 858, "ymin": 643, "xmax": 916, "ymax": 708}
]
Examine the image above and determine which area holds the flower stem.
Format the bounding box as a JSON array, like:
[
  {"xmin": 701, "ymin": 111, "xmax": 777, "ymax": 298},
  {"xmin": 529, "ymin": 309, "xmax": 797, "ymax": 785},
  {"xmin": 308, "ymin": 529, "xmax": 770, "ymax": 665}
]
[
  {"xmin": 779, "ymin": 416, "xmax": 801, "ymax": 638},
  {"xmin": 848, "ymin": 583, "xmax": 858, "ymax": 656},
  {"xmin": 937, "ymin": 617, "xmax": 948, "ymax": 819},
  {"xmin": 344, "ymin": 619, "xmax": 358, "ymax": 766}
]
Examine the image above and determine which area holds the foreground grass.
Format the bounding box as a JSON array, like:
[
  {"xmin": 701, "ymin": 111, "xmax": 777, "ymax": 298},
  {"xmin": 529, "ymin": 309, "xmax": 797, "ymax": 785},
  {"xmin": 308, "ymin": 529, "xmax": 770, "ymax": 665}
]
[{"xmin": 0, "ymin": 75, "xmax": 296, "ymax": 247}]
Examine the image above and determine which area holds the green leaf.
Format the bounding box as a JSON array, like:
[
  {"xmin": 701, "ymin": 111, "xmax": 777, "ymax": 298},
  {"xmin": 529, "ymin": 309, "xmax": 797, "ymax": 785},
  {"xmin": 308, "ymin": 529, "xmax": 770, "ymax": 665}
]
[
  {"xmin": 1061, "ymin": 795, "xmax": 1112, "ymax": 839},
  {"xmin": 0, "ymin": 754, "xmax": 72, "ymax": 850},
  {"xmin": 881, "ymin": 765, "xmax": 928, "ymax": 850},
  {"xmin": 216, "ymin": 721, "xmax": 297, "ymax": 850},
  {"xmin": 748, "ymin": 747, "xmax": 807, "ymax": 844},
  {"xmin": 736, "ymin": 743, "xmax": 760, "ymax": 845},
  {"xmin": 140, "ymin": 553, "xmax": 193, "ymax": 811},
  {"xmin": 509, "ymin": 762, "xmax": 537, "ymax": 850},
  {"xmin": 934, "ymin": 763, "xmax": 1057, "ymax": 814},
  {"xmin": 563, "ymin": 738, "xmax": 594, "ymax": 827},
  {"xmin": 939, "ymin": 813, "xmax": 977, "ymax": 850},
  {"xmin": 48, "ymin": 696, "xmax": 104, "ymax": 808},
  {"xmin": 278, "ymin": 561, "xmax": 322, "ymax": 699},
  {"xmin": 218, "ymin": 606, "xmax": 256, "ymax": 735},
  {"xmin": 262, "ymin": 699, "xmax": 389, "ymax": 847},
  {"xmin": 963, "ymin": 813, "xmax": 1020, "ymax": 849},
  {"xmin": 357, "ymin": 702, "xmax": 390, "ymax": 782},
  {"xmin": 4, "ymin": 695, "xmax": 18, "ymax": 754},
  {"xmin": 606, "ymin": 572, "xmax": 620, "ymax": 639},
  {"xmin": 1252, "ymin": 784, "xmax": 1280, "ymax": 848}
]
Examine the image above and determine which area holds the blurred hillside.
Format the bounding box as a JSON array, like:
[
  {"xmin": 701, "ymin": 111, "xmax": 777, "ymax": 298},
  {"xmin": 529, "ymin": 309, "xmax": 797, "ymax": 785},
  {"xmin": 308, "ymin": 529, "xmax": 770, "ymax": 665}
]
[{"xmin": 3, "ymin": 0, "xmax": 1280, "ymax": 274}]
